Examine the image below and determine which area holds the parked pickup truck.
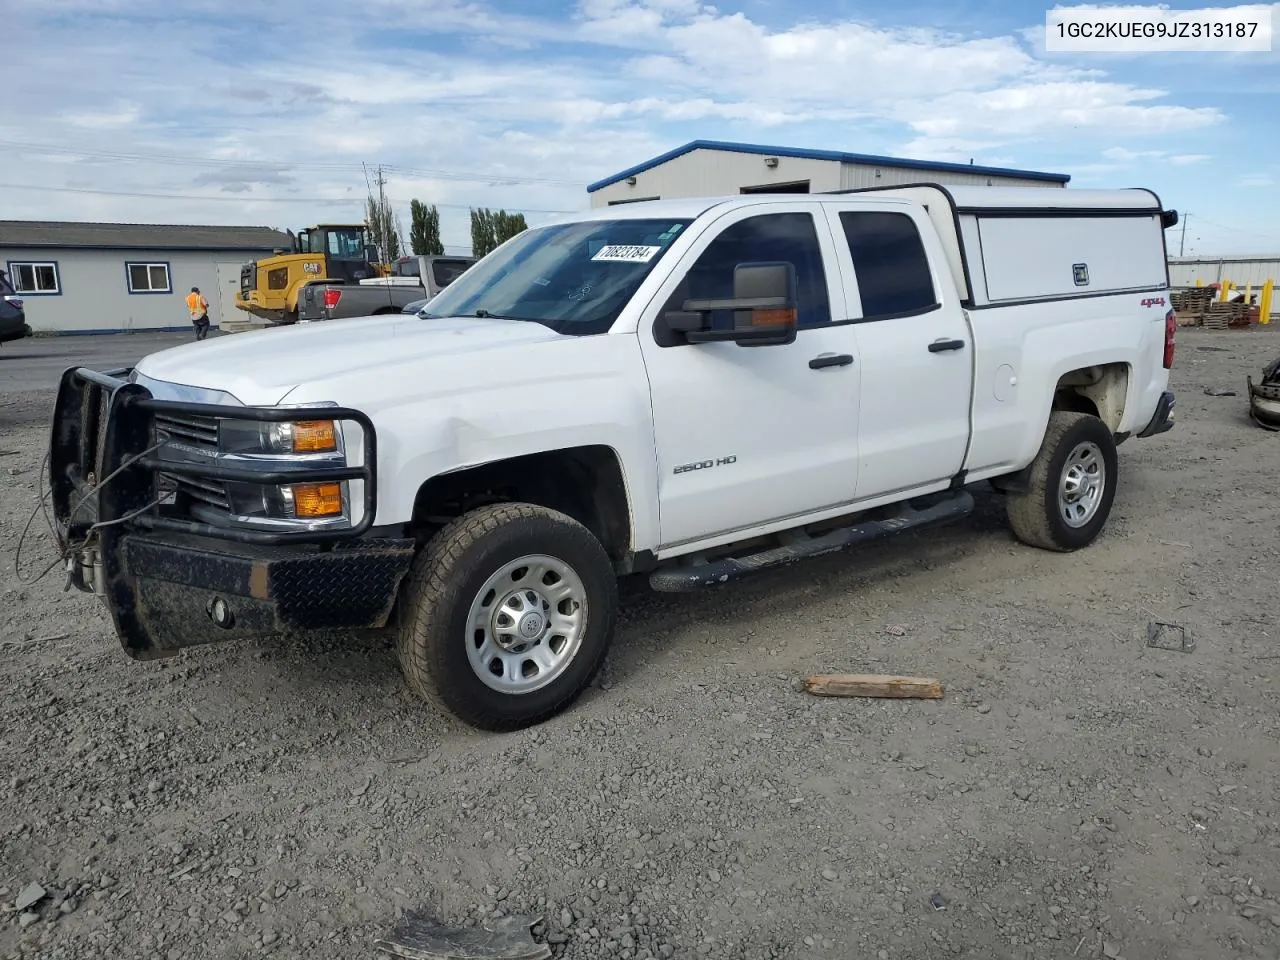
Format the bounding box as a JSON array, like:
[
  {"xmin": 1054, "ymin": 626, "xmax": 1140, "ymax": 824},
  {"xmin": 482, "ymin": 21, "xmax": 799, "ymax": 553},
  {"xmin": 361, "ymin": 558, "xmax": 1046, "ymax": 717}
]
[
  {"xmin": 47, "ymin": 185, "xmax": 1179, "ymax": 731},
  {"xmin": 297, "ymin": 254, "xmax": 474, "ymax": 321}
]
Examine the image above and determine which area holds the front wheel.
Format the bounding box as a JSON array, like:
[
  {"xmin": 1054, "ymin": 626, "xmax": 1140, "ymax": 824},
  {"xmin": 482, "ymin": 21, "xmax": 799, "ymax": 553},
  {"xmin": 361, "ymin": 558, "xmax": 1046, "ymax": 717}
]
[
  {"xmin": 396, "ymin": 503, "xmax": 618, "ymax": 731},
  {"xmin": 1006, "ymin": 411, "xmax": 1118, "ymax": 552}
]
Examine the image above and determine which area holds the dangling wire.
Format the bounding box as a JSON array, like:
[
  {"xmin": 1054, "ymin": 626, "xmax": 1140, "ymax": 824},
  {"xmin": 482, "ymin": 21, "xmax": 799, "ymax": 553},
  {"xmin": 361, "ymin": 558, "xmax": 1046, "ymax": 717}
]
[{"xmin": 13, "ymin": 440, "xmax": 166, "ymax": 587}]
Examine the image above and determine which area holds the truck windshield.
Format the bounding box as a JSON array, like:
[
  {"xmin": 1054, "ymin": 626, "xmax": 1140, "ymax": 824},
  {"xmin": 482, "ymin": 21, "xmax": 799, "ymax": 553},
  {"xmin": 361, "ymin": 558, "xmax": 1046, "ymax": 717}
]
[{"xmin": 421, "ymin": 218, "xmax": 692, "ymax": 335}]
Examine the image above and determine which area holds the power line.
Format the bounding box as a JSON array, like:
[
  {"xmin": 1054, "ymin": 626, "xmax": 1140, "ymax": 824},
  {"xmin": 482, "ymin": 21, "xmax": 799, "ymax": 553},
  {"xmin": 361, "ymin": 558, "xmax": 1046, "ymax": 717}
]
[
  {"xmin": 1186, "ymin": 215, "xmax": 1275, "ymax": 239},
  {"xmin": 0, "ymin": 182, "xmax": 580, "ymax": 214}
]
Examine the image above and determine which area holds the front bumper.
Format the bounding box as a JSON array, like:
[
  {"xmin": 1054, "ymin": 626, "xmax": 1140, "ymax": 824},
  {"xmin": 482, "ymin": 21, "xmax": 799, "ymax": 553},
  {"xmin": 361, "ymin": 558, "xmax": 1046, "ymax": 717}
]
[
  {"xmin": 48, "ymin": 365, "xmax": 414, "ymax": 660},
  {"xmin": 115, "ymin": 532, "xmax": 414, "ymax": 656},
  {"xmin": 0, "ymin": 322, "xmax": 31, "ymax": 344},
  {"xmin": 1137, "ymin": 390, "xmax": 1176, "ymax": 438}
]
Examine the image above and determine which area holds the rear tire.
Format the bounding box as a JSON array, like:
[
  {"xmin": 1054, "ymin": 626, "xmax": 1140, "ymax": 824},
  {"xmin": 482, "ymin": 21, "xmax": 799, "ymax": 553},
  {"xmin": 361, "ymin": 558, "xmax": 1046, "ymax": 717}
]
[
  {"xmin": 1007, "ymin": 411, "xmax": 1118, "ymax": 552},
  {"xmin": 396, "ymin": 503, "xmax": 618, "ymax": 731}
]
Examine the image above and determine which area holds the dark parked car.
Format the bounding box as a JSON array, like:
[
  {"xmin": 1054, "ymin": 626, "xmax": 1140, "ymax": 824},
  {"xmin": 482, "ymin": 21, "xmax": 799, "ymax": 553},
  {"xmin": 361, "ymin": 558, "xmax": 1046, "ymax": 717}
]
[{"xmin": 0, "ymin": 271, "xmax": 32, "ymax": 346}]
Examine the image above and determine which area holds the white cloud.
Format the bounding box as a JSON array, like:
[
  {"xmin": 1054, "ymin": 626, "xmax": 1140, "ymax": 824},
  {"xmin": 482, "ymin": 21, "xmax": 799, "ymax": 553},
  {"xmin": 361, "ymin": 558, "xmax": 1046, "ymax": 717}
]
[
  {"xmin": 1238, "ymin": 173, "xmax": 1276, "ymax": 187},
  {"xmin": 1101, "ymin": 146, "xmax": 1214, "ymax": 166},
  {"xmin": 60, "ymin": 101, "xmax": 143, "ymax": 129},
  {"xmin": 0, "ymin": 0, "xmax": 1241, "ymax": 249}
]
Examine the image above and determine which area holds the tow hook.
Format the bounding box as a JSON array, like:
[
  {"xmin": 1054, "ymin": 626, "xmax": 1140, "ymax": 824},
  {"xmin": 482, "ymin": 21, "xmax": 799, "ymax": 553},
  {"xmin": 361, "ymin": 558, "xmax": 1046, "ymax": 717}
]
[{"xmin": 206, "ymin": 596, "xmax": 235, "ymax": 629}]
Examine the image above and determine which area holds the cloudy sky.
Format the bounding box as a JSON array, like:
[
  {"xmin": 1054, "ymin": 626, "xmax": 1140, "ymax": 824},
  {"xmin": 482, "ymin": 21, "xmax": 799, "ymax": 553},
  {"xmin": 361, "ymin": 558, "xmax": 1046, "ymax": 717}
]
[{"xmin": 5, "ymin": 0, "xmax": 1278, "ymax": 255}]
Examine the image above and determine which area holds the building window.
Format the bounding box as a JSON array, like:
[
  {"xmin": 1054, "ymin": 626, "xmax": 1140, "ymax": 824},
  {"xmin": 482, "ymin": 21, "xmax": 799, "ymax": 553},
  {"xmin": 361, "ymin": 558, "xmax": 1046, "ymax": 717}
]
[
  {"xmin": 837, "ymin": 211, "xmax": 938, "ymax": 319},
  {"xmin": 7, "ymin": 261, "xmax": 61, "ymax": 295},
  {"xmin": 126, "ymin": 262, "xmax": 172, "ymax": 294}
]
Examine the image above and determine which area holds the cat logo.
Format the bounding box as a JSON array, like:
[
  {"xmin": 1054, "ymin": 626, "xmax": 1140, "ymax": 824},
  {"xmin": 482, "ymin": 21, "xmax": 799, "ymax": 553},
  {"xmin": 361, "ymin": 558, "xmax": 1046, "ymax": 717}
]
[{"xmin": 303, "ymin": 262, "xmax": 322, "ymax": 274}]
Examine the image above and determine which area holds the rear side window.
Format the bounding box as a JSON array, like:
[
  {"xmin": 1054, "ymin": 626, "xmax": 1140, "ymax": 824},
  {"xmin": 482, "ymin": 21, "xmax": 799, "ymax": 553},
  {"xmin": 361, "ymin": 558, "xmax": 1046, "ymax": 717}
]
[
  {"xmin": 431, "ymin": 259, "xmax": 472, "ymax": 287},
  {"xmin": 672, "ymin": 212, "xmax": 831, "ymax": 330},
  {"xmin": 838, "ymin": 212, "xmax": 937, "ymax": 319}
]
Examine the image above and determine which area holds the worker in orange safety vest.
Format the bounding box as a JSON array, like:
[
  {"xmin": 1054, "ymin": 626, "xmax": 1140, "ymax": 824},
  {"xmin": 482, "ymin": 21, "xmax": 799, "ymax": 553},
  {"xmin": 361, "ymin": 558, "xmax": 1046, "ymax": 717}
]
[{"xmin": 186, "ymin": 287, "xmax": 210, "ymax": 341}]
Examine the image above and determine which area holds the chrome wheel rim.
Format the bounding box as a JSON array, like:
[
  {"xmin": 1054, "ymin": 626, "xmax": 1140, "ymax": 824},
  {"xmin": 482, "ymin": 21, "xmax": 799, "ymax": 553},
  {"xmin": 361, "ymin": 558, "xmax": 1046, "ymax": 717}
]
[
  {"xmin": 1058, "ymin": 441, "xmax": 1105, "ymax": 528},
  {"xmin": 466, "ymin": 554, "xmax": 588, "ymax": 694}
]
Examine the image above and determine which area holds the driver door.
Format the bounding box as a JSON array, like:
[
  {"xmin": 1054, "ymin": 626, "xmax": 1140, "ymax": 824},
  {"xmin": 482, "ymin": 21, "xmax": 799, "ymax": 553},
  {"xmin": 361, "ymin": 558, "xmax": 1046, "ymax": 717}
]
[{"xmin": 638, "ymin": 202, "xmax": 862, "ymax": 551}]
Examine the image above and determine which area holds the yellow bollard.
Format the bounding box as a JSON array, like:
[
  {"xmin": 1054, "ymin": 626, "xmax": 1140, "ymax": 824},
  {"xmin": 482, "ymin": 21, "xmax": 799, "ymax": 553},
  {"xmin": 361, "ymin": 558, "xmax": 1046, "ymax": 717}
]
[
  {"xmin": 1196, "ymin": 278, "xmax": 1204, "ymax": 287},
  {"xmin": 1260, "ymin": 279, "xmax": 1274, "ymax": 325},
  {"xmin": 1219, "ymin": 280, "xmax": 1233, "ymax": 302}
]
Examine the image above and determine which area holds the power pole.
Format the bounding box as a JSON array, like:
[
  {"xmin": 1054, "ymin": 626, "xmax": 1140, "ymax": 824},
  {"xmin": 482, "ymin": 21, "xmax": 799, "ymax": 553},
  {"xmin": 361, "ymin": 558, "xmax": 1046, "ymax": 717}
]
[{"xmin": 1179, "ymin": 213, "xmax": 1189, "ymax": 257}]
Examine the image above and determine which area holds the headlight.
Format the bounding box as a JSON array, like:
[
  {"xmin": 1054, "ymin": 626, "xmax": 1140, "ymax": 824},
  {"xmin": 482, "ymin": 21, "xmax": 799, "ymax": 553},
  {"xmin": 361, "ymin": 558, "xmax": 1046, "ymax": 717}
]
[
  {"xmin": 225, "ymin": 480, "xmax": 347, "ymax": 525},
  {"xmin": 211, "ymin": 404, "xmax": 352, "ymax": 529},
  {"xmin": 218, "ymin": 418, "xmax": 340, "ymax": 457}
]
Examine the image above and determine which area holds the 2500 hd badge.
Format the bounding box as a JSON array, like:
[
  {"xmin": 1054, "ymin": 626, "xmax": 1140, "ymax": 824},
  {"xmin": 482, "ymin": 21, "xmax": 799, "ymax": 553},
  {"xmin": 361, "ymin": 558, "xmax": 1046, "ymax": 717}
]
[{"xmin": 674, "ymin": 456, "xmax": 737, "ymax": 474}]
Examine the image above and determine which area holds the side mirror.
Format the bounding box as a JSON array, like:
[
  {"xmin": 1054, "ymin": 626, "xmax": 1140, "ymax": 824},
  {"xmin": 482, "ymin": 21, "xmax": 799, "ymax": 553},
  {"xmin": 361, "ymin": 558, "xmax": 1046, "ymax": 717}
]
[{"xmin": 664, "ymin": 262, "xmax": 798, "ymax": 346}]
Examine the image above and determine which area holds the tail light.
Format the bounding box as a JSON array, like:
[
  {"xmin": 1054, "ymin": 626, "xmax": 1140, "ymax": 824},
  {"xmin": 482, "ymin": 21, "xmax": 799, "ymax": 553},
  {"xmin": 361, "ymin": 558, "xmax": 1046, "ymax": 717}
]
[
  {"xmin": 1163, "ymin": 308, "xmax": 1176, "ymax": 369},
  {"xmin": 322, "ymin": 288, "xmax": 342, "ymax": 309}
]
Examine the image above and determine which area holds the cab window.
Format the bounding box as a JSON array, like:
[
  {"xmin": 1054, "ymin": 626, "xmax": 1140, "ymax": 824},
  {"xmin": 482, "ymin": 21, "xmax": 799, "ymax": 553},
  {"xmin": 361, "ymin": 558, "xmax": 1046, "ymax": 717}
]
[
  {"xmin": 837, "ymin": 211, "xmax": 938, "ymax": 319},
  {"xmin": 664, "ymin": 212, "xmax": 831, "ymax": 332}
]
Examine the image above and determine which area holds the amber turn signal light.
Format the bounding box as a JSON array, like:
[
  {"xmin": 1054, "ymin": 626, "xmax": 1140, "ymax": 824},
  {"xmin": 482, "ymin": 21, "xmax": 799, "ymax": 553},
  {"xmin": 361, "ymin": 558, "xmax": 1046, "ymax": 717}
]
[
  {"xmin": 288, "ymin": 482, "xmax": 343, "ymax": 518},
  {"xmin": 292, "ymin": 420, "xmax": 338, "ymax": 453}
]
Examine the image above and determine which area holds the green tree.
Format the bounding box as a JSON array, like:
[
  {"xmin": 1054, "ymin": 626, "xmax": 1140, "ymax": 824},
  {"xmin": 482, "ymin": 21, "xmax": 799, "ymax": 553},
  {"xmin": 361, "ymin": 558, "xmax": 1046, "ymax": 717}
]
[
  {"xmin": 366, "ymin": 194, "xmax": 400, "ymax": 261},
  {"xmin": 470, "ymin": 207, "xmax": 527, "ymax": 258},
  {"xmin": 410, "ymin": 199, "xmax": 444, "ymax": 256},
  {"xmin": 494, "ymin": 210, "xmax": 528, "ymax": 246}
]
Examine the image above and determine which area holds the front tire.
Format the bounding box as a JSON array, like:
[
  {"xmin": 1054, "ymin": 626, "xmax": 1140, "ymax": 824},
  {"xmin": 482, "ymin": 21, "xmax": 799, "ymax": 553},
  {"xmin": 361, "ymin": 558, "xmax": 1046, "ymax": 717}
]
[
  {"xmin": 396, "ymin": 503, "xmax": 618, "ymax": 731},
  {"xmin": 1007, "ymin": 411, "xmax": 1118, "ymax": 552}
]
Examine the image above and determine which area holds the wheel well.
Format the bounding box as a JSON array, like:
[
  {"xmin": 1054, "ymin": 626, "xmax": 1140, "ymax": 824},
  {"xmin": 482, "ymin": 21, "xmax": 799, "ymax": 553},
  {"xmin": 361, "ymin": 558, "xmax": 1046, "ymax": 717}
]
[
  {"xmin": 1052, "ymin": 363, "xmax": 1129, "ymax": 432},
  {"xmin": 411, "ymin": 446, "xmax": 632, "ymax": 566}
]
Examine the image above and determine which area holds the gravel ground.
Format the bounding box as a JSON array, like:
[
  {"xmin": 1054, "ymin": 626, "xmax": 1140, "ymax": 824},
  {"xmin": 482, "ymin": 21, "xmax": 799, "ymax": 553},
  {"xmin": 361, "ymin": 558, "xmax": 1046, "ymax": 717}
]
[{"xmin": 2, "ymin": 327, "xmax": 1279, "ymax": 960}]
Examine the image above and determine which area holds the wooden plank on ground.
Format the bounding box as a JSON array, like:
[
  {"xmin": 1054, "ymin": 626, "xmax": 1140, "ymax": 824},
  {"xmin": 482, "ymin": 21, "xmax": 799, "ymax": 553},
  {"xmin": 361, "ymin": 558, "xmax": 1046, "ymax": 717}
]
[{"xmin": 804, "ymin": 674, "xmax": 944, "ymax": 699}]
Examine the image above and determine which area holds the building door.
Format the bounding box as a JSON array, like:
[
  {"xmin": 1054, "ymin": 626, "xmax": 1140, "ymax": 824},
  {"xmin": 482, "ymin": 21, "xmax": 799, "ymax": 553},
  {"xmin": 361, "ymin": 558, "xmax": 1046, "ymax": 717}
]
[{"xmin": 215, "ymin": 261, "xmax": 244, "ymax": 327}]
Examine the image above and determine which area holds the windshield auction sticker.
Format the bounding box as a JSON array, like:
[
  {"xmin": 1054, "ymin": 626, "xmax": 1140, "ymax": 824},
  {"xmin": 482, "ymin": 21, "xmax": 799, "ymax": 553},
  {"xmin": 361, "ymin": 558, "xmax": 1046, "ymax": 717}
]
[{"xmin": 592, "ymin": 245, "xmax": 663, "ymax": 263}]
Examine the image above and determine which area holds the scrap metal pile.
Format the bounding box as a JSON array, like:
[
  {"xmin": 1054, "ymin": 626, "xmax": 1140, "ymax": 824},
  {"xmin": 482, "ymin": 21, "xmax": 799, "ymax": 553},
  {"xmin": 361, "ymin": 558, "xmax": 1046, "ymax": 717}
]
[{"xmin": 1248, "ymin": 356, "xmax": 1280, "ymax": 431}]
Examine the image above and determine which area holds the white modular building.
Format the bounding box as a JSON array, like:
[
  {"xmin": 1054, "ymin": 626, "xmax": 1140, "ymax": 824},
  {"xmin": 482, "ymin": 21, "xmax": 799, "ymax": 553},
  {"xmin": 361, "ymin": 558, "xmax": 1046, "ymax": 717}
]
[{"xmin": 587, "ymin": 140, "xmax": 1070, "ymax": 207}]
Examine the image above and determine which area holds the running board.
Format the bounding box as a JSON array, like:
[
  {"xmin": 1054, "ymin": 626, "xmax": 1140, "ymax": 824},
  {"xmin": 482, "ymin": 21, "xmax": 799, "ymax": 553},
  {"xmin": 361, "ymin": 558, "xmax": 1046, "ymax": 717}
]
[{"xmin": 648, "ymin": 490, "xmax": 975, "ymax": 592}]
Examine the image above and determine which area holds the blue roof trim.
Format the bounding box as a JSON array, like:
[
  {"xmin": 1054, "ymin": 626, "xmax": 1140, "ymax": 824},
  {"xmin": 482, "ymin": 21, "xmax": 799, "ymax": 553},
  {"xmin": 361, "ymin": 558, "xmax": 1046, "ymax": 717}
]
[{"xmin": 586, "ymin": 140, "xmax": 1071, "ymax": 192}]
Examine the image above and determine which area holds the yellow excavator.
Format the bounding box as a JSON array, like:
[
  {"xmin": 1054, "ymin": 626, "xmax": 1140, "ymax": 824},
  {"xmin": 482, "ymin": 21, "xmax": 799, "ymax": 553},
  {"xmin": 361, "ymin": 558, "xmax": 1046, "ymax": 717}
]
[{"xmin": 234, "ymin": 223, "xmax": 390, "ymax": 325}]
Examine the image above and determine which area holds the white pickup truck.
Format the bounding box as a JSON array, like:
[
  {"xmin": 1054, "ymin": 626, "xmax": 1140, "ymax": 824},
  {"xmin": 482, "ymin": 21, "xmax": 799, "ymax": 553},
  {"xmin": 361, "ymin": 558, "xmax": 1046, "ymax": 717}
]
[{"xmin": 48, "ymin": 185, "xmax": 1178, "ymax": 731}]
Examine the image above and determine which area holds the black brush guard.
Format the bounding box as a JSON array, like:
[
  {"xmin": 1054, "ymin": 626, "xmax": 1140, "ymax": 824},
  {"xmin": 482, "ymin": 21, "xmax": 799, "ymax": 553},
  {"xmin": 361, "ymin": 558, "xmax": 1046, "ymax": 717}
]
[{"xmin": 49, "ymin": 366, "xmax": 415, "ymax": 660}]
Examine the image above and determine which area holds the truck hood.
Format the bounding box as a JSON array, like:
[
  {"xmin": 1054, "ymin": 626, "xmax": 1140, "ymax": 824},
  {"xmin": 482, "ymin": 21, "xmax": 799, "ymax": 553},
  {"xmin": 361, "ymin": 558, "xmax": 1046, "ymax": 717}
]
[{"xmin": 133, "ymin": 314, "xmax": 565, "ymax": 405}]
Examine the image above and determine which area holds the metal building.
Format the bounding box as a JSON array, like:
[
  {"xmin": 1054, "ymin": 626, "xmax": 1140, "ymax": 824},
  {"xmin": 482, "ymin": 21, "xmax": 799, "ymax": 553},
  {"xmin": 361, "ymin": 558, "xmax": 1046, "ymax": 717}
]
[
  {"xmin": 1168, "ymin": 254, "xmax": 1280, "ymax": 290},
  {"xmin": 587, "ymin": 140, "xmax": 1070, "ymax": 207}
]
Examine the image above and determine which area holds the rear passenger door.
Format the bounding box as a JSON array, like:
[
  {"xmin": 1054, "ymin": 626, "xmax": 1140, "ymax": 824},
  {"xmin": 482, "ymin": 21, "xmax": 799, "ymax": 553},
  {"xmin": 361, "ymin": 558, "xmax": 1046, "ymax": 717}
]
[{"xmin": 820, "ymin": 203, "xmax": 974, "ymax": 501}]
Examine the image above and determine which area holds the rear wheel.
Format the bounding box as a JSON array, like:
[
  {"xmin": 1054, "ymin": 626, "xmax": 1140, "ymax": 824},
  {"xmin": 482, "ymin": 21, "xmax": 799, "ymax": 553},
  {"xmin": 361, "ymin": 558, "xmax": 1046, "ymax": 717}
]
[
  {"xmin": 1007, "ymin": 411, "xmax": 1118, "ymax": 552},
  {"xmin": 396, "ymin": 503, "xmax": 618, "ymax": 731}
]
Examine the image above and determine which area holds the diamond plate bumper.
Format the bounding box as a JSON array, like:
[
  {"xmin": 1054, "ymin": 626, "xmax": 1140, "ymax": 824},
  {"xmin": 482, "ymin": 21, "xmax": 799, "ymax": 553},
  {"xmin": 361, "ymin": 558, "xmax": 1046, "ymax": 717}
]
[{"xmin": 114, "ymin": 532, "xmax": 416, "ymax": 659}]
